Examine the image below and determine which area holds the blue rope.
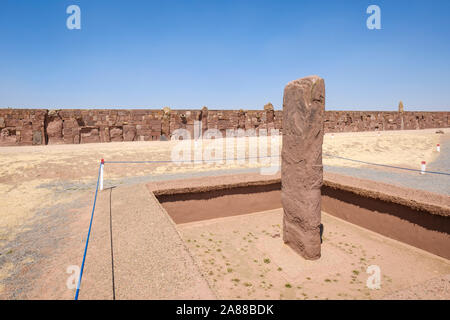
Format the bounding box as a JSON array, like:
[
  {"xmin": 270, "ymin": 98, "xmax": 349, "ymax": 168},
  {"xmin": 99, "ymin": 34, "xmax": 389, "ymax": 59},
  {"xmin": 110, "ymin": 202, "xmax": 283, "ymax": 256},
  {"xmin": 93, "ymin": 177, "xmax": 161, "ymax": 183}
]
[
  {"xmin": 74, "ymin": 151, "xmax": 448, "ymax": 298},
  {"xmin": 323, "ymin": 153, "xmax": 450, "ymax": 176},
  {"xmin": 74, "ymin": 162, "xmax": 102, "ymax": 300}
]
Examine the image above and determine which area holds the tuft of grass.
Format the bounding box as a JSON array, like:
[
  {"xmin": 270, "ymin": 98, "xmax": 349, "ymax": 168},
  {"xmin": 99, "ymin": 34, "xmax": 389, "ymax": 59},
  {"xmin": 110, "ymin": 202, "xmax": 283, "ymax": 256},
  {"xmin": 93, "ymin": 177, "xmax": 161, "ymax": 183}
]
[
  {"xmin": 352, "ymin": 270, "xmax": 360, "ymax": 275},
  {"xmin": 243, "ymin": 282, "xmax": 252, "ymax": 287},
  {"xmin": 227, "ymin": 268, "xmax": 233, "ymax": 273},
  {"xmin": 325, "ymin": 279, "xmax": 331, "ymax": 283},
  {"xmin": 285, "ymin": 283, "xmax": 292, "ymax": 288},
  {"xmin": 263, "ymin": 258, "xmax": 271, "ymax": 264},
  {"xmin": 277, "ymin": 267, "xmax": 282, "ymax": 271},
  {"xmin": 231, "ymin": 278, "xmax": 240, "ymax": 283}
]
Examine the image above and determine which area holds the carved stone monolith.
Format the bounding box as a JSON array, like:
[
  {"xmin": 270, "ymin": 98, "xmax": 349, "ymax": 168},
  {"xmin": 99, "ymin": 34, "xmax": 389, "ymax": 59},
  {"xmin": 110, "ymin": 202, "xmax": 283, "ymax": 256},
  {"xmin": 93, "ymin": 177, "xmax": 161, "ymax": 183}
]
[
  {"xmin": 398, "ymin": 101, "xmax": 404, "ymax": 113},
  {"xmin": 281, "ymin": 75, "xmax": 325, "ymax": 260}
]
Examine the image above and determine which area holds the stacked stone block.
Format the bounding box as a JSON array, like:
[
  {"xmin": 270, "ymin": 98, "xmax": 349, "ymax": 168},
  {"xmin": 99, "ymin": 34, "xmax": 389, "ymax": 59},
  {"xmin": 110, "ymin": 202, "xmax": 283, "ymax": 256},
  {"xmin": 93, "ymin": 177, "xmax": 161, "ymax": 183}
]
[{"xmin": 0, "ymin": 107, "xmax": 448, "ymax": 146}]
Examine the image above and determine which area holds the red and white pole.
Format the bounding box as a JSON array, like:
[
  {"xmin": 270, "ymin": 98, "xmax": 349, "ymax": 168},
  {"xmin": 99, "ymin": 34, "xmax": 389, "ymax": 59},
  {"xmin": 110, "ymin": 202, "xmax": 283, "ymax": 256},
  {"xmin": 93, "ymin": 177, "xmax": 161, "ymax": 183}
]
[
  {"xmin": 100, "ymin": 159, "xmax": 104, "ymax": 190},
  {"xmin": 420, "ymin": 161, "xmax": 426, "ymax": 175},
  {"xmin": 437, "ymin": 144, "xmax": 440, "ymax": 152}
]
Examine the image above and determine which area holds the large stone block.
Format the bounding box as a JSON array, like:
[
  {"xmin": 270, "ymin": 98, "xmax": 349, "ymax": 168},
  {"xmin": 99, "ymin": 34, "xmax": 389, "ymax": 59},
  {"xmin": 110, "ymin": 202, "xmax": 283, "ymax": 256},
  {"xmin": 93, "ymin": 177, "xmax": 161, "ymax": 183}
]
[
  {"xmin": 123, "ymin": 125, "xmax": 137, "ymax": 141},
  {"xmin": 281, "ymin": 75, "xmax": 325, "ymax": 260},
  {"xmin": 32, "ymin": 131, "xmax": 42, "ymax": 145},
  {"xmin": 46, "ymin": 111, "xmax": 64, "ymax": 145},
  {"xmin": 80, "ymin": 127, "xmax": 100, "ymax": 143},
  {"xmin": 109, "ymin": 126, "xmax": 123, "ymax": 142},
  {"xmin": 0, "ymin": 128, "xmax": 17, "ymax": 146}
]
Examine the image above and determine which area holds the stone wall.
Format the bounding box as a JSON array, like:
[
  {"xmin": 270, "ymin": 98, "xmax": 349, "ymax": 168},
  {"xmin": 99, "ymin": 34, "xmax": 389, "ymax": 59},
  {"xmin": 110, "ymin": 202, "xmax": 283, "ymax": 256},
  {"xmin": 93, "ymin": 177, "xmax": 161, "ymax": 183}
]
[{"xmin": 0, "ymin": 107, "xmax": 449, "ymax": 146}]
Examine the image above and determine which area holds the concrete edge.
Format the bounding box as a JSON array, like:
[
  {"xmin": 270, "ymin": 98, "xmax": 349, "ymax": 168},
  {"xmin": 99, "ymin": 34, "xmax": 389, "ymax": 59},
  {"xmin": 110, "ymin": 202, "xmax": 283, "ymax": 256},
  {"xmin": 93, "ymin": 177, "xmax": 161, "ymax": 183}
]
[
  {"xmin": 144, "ymin": 185, "xmax": 219, "ymax": 299},
  {"xmin": 147, "ymin": 171, "xmax": 450, "ymax": 217}
]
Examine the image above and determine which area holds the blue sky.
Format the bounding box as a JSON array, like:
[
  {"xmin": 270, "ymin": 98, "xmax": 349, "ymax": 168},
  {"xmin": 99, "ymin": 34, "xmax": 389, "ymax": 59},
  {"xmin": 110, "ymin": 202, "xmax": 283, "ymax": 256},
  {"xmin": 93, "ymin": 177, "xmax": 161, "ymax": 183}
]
[{"xmin": 1, "ymin": 0, "xmax": 449, "ymax": 111}]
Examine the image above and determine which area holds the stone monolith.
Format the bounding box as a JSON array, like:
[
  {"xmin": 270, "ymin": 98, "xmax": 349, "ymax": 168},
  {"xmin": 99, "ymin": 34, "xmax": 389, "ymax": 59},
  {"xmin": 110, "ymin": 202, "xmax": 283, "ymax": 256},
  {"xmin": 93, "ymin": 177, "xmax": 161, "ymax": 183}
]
[{"xmin": 281, "ymin": 75, "xmax": 325, "ymax": 260}]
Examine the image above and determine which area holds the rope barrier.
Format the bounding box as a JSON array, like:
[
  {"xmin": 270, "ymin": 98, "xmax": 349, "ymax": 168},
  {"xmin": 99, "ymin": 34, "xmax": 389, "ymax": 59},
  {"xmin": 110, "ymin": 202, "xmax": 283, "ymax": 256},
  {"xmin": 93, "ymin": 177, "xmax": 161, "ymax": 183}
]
[
  {"xmin": 74, "ymin": 161, "xmax": 102, "ymax": 300},
  {"xmin": 104, "ymin": 155, "xmax": 280, "ymax": 164},
  {"xmin": 104, "ymin": 154, "xmax": 450, "ymax": 176},
  {"xmin": 75, "ymin": 150, "xmax": 448, "ymax": 298},
  {"xmin": 323, "ymin": 153, "xmax": 450, "ymax": 176}
]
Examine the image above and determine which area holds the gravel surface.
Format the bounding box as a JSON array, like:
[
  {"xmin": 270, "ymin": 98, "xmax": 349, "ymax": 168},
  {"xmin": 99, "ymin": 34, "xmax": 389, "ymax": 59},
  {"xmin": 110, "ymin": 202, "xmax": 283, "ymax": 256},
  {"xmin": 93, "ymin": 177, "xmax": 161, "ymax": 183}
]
[{"xmin": 324, "ymin": 135, "xmax": 450, "ymax": 195}]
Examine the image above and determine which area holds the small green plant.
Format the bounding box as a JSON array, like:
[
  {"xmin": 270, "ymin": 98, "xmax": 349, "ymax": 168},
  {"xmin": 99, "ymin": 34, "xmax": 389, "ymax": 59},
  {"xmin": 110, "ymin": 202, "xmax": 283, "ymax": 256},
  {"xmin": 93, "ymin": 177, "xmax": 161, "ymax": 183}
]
[
  {"xmin": 325, "ymin": 279, "xmax": 331, "ymax": 283},
  {"xmin": 263, "ymin": 258, "xmax": 271, "ymax": 264},
  {"xmin": 285, "ymin": 283, "xmax": 292, "ymax": 288},
  {"xmin": 227, "ymin": 268, "xmax": 233, "ymax": 273},
  {"xmin": 352, "ymin": 270, "xmax": 360, "ymax": 275},
  {"xmin": 277, "ymin": 267, "xmax": 282, "ymax": 271}
]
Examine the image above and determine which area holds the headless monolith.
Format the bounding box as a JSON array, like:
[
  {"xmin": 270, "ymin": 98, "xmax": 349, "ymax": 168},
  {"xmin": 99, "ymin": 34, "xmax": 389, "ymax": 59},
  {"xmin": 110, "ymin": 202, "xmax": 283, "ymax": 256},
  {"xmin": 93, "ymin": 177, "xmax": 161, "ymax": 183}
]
[{"xmin": 281, "ymin": 75, "xmax": 325, "ymax": 260}]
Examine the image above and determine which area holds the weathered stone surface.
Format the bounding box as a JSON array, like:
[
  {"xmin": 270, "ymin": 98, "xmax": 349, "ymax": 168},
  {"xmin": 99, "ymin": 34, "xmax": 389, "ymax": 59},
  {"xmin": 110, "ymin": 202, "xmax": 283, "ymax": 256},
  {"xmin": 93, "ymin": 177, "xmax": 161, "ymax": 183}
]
[
  {"xmin": 46, "ymin": 111, "xmax": 64, "ymax": 145},
  {"xmin": 123, "ymin": 125, "xmax": 137, "ymax": 141},
  {"xmin": 32, "ymin": 131, "xmax": 42, "ymax": 145},
  {"xmin": 109, "ymin": 127, "xmax": 123, "ymax": 142},
  {"xmin": 281, "ymin": 75, "xmax": 325, "ymax": 260},
  {"xmin": 0, "ymin": 107, "xmax": 448, "ymax": 146},
  {"xmin": 0, "ymin": 128, "xmax": 17, "ymax": 145},
  {"xmin": 264, "ymin": 103, "xmax": 275, "ymax": 123},
  {"xmin": 80, "ymin": 127, "xmax": 100, "ymax": 143}
]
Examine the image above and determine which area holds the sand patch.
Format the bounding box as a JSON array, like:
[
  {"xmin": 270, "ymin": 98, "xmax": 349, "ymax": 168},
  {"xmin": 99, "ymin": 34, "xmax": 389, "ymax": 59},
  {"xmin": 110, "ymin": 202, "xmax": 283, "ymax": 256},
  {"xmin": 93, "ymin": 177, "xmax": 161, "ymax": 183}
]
[{"xmin": 178, "ymin": 209, "xmax": 450, "ymax": 300}]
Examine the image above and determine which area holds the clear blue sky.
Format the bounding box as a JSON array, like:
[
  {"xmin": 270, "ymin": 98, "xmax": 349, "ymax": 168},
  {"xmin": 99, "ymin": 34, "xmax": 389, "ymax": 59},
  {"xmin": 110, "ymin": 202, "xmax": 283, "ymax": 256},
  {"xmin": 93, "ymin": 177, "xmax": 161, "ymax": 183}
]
[{"xmin": 1, "ymin": 0, "xmax": 449, "ymax": 111}]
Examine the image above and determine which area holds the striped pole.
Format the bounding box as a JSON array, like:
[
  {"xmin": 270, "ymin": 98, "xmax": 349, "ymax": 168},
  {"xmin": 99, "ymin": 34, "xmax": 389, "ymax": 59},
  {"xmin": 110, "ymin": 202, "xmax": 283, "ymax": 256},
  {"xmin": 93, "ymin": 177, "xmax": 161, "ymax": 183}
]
[
  {"xmin": 437, "ymin": 144, "xmax": 440, "ymax": 152},
  {"xmin": 421, "ymin": 161, "xmax": 426, "ymax": 175},
  {"xmin": 100, "ymin": 159, "xmax": 104, "ymax": 191}
]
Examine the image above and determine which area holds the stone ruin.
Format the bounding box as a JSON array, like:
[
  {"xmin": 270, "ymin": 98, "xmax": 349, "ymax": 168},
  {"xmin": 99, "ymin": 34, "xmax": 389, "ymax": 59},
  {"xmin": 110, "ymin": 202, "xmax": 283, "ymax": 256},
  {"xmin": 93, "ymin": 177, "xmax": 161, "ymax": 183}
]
[
  {"xmin": 282, "ymin": 76, "xmax": 325, "ymax": 260},
  {"xmin": 0, "ymin": 105, "xmax": 448, "ymax": 146}
]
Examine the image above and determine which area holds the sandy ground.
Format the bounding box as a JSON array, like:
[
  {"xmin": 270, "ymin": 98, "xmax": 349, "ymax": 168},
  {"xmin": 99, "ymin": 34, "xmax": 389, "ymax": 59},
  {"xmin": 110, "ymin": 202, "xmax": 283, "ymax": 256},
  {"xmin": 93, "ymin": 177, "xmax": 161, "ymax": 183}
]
[
  {"xmin": 0, "ymin": 128, "xmax": 448, "ymax": 298},
  {"xmin": 178, "ymin": 209, "xmax": 450, "ymax": 300},
  {"xmin": 323, "ymin": 129, "xmax": 446, "ymax": 168}
]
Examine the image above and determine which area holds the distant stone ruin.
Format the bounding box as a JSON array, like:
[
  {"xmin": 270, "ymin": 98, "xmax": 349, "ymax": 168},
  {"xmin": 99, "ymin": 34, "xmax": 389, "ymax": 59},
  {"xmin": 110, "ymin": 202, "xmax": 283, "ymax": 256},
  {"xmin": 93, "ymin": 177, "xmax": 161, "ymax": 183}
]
[
  {"xmin": 281, "ymin": 76, "xmax": 325, "ymax": 260},
  {"xmin": 0, "ymin": 106, "xmax": 448, "ymax": 146}
]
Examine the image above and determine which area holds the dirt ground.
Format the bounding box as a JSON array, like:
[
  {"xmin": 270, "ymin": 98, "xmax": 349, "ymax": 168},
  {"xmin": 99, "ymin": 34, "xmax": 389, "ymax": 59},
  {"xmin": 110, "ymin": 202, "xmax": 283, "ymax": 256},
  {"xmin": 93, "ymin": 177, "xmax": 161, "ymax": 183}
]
[
  {"xmin": 0, "ymin": 128, "xmax": 448, "ymax": 298},
  {"xmin": 178, "ymin": 209, "xmax": 450, "ymax": 300}
]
